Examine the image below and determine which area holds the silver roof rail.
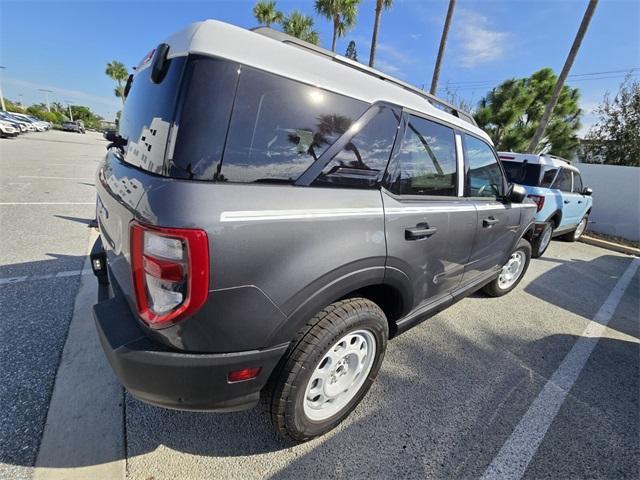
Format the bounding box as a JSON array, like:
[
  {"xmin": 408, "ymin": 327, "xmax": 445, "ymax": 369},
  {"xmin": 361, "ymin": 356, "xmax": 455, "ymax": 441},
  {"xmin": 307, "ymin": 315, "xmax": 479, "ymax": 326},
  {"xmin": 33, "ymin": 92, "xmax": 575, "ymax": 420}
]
[{"xmin": 251, "ymin": 27, "xmax": 477, "ymax": 127}]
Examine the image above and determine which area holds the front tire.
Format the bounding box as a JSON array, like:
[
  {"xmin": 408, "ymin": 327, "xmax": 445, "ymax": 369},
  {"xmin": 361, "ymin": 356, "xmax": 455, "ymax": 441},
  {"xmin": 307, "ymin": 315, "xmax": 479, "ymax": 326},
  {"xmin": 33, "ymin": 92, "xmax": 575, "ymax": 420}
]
[
  {"xmin": 560, "ymin": 215, "xmax": 588, "ymax": 242},
  {"xmin": 263, "ymin": 298, "xmax": 388, "ymax": 442},
  {"xmin": 483, "ymin": 238, "xmax": 532, "ymax": 297}
]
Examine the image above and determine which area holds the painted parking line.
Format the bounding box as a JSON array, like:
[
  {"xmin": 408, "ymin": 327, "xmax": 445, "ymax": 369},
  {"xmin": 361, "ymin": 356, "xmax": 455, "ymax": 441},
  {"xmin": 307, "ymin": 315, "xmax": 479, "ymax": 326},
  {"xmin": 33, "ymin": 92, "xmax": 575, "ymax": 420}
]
[
  {"xmin": 0, "ymin": 269, "xmax": 93, "ymax": 286},
  {"xmin": 481, "ymin": 257, "xmax": 640, "ymax": 480}
]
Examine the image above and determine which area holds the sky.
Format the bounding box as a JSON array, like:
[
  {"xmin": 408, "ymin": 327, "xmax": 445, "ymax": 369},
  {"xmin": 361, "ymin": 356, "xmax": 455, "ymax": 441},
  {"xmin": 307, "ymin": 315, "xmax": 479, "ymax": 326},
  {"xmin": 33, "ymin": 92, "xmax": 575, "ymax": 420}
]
[{"xmin": 1, "ymin": 0, "xmax": 638, "ymax": 134}]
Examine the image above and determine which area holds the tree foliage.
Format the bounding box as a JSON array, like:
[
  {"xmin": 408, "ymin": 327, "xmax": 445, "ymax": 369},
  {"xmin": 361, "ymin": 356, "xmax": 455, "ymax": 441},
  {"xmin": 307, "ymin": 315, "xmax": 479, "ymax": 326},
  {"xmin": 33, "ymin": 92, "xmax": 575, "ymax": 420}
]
[
  {"xmin": 583, "ymin": 75, "xmax": 640, "ymax": 166},
  {"xmin": 345, "ymin": 40, "xmax": 358, "ymax": 61},
  {"xmin": 282, "ymin": 10, "xmax": 320, "ymax": 45},
  {"xmin": 315, "ymin": 0, "xmax": 360, "ymax": 52},
  {"xmin": 253, "ymin": 0, "xmax": 284, "ymax": 27},
  {"xmin": 474, "ymin": 68, "xmax": 581, "ymax": 158},
  {"xmin": 105, "ymin": 60, "xmax": 129, "ymax": 105}
]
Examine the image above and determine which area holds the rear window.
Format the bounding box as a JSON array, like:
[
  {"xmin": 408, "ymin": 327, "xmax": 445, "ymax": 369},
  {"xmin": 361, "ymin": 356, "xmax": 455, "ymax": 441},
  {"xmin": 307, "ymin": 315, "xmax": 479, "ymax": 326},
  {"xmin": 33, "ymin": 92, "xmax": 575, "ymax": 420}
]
[{"xmin": 118, "ymin": 56, "xmax": 186, "ymax": 174}]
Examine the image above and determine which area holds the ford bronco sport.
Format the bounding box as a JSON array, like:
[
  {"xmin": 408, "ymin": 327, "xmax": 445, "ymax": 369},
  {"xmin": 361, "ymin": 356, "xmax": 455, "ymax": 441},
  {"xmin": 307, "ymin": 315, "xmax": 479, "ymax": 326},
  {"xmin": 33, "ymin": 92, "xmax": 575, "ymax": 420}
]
[{"xmin": 92, "ymin": 20, "xmax": 536, "ymax": 442}]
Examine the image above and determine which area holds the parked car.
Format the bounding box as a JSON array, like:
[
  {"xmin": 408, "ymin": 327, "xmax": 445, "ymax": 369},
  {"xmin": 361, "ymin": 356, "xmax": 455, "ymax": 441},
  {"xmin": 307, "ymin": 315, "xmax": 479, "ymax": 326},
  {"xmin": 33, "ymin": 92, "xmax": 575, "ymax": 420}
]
[
  {"xmin": 91, "ymin": 20, "xmax": 536, "ymax": 442},
  {"xmin": 0, "ymin": 113, "xmax": 24, "ymax": 134},
  {"xmin": 499, "ymin": 152, "xmax": 593, "ymax": 257},
  {"xmin": 10, "ymin": 112, "xmax": 49, "ymax": 131},
  {"xmin": 62, "ymin": 120, "xmax": 85, "ymax": 133},
  {"xmin": 0, "ymin": 112, "xmax": 32, "ymax": 132},
  {"xmin": 0, "ymin": 120, "xmax": 19, "ymax": 138}
]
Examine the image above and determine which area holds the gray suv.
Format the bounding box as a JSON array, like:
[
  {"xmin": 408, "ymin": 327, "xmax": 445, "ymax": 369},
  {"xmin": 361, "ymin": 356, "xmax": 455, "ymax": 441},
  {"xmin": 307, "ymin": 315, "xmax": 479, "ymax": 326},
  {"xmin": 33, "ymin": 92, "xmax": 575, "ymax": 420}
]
[{"xmin": 92, "ymin": 20, "xmax": 536, "ymax": 442}]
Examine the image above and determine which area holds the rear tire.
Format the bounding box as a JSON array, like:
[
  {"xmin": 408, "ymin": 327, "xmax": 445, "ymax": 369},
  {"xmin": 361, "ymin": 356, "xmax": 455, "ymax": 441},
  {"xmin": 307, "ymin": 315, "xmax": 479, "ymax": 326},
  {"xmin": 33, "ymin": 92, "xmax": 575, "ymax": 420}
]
[
  {"xmin": 560, "ymin": 215, "xmax": 588, "ymax": 242},
  {"xmin": 263, "ymin": 298, "xmax": 388, "ymax": 442},
  {"xmin": 483, "ymin": 238, "xmax": 531, "ymax": 297},
  {"xmin": 531, "ymin": 222, "xmax": 553, "ymax": 258}
]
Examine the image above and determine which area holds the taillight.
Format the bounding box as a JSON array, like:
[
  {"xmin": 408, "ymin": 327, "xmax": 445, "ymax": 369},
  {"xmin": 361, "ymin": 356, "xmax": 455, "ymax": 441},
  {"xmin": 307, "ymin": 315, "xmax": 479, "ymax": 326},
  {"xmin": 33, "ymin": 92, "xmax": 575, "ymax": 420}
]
[
  {"xmin": 130, "ymin": 222, "xmax": 209, "ymax": 328},
  {"xmin": 528, "ymin": 194, "xmax": 545, "ymax": 213}
]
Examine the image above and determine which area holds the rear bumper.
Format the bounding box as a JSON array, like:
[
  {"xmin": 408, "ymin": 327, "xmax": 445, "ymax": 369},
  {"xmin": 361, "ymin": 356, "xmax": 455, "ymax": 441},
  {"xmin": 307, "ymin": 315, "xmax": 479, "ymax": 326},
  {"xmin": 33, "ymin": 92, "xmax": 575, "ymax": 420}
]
[{"xmin": 93, "ymin": 284, "xmax": 288, "ymax": 412}]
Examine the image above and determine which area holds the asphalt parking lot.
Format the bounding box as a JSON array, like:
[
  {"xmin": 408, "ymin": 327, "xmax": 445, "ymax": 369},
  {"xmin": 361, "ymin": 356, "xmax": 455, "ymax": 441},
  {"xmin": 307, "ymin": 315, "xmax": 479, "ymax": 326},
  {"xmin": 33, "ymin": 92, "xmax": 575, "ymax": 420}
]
[{"xmin": 0, "ymin": 131, "xmax": 638, "ymax": 480}]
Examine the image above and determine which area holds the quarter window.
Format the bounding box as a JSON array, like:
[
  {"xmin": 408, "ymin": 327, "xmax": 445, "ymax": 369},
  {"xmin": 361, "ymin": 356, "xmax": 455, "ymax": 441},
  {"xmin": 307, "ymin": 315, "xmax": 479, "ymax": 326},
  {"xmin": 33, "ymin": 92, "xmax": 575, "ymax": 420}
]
[
  {"xmin": 220, "ymin": 66, "xmax": 368, "ymax": 183},
  {"xmin": 390, "ymin": 115, "xmax": 457, "ymax": 196},
  {"xmin": 539, "ymin": 167, "xmax": 559, "ymax": 188},
  {"xmin": 313, "ymin": 106, "xmax": 400, "ymax": 188},
  {"xmin": 555, "ymin": 169, "xmax": 573, "ymax": 192},
  {"xmin": 464, "ymin": 136, "xmax": 505, "ymax": 198}
]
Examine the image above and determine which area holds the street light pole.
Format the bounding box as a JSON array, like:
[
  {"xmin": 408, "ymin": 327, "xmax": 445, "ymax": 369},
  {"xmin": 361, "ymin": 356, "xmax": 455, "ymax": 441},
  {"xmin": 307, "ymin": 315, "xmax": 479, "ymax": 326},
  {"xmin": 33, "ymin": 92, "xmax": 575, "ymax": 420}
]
[
  {"xmin": 65, "ymin": 100, "xmax": 74, "ymax": 121},
  {"xmin": 0, "ymin": 66, "xmax": 6, "ymax": 111},
  {"xmin": 39, "ymin": 88, "xmax": 53, "ymax": 112}
]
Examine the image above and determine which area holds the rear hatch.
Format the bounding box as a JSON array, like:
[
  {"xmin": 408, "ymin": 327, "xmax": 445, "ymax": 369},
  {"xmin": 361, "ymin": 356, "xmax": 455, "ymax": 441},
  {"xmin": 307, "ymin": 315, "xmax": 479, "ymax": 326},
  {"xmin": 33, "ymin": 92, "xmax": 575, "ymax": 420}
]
[{"xmin": 96, "ymin": 53, "xmax": 187, "ymax": 310}]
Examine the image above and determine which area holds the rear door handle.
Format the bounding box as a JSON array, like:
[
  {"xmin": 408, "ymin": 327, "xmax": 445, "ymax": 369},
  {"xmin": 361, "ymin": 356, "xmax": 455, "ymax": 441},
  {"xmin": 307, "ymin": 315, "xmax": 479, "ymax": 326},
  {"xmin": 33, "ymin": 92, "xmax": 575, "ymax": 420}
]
[
  {"xmin": 564, "ymin": 200, "xmax": 570, "ymax": 204},
  {"xmin": 482, "ymin": 217, "xmax": 499, "ymax": 228},
  {"xmin": 405, "ymin": 223, "xmax": 438, "ymax": 240}
]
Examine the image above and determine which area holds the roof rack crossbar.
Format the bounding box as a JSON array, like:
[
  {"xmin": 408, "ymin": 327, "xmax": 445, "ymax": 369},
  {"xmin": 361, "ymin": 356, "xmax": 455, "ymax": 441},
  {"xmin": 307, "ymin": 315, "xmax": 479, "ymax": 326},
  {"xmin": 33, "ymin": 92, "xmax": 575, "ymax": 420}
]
[{"xmin": 251, "ymin": 27, "xmax": 477, "ymax": 127}]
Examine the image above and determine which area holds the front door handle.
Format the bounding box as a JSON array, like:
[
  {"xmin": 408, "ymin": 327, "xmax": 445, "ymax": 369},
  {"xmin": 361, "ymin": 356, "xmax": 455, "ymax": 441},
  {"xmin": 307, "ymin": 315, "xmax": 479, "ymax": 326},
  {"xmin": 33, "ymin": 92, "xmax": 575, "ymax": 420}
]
[
  {"xmin": 405, "ymin": 223, "xmax": 438, "ymax": 240},
  {"xmin": 482, "ymin": 217, "xmax": 499, "ymax": 228},
  {"xmin": 578, "ymin": 200, "xmax": 583, "ymax": 204}
]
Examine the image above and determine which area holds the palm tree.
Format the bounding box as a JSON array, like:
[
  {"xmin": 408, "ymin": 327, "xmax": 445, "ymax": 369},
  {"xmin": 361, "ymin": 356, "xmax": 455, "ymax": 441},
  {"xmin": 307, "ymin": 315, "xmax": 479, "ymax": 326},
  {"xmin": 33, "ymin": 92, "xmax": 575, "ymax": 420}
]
[
  {"xmin": 527, "ymin": 0, "xmax": 598, "ymax": 152},
  {"xmin": 368, "ymin": 0, "xmax": 392, "ymax": 67},
  {"xmin": 430, "ymin": 0, "xmax": 456, "ymax": 94},
  {"xmin": 315, "ymin": 0, "xmax": 361, "ymax": 53},
  {"xmin": 105, "ymin": 61, "xmax": 129, "ymax": 106},
  {"xmin": 253, "ymin": 0, "xmax": 284, "ymax": 28},
  {"xmin": 282, "ymin": 10, "xmax": 320, "ymax": 45}
]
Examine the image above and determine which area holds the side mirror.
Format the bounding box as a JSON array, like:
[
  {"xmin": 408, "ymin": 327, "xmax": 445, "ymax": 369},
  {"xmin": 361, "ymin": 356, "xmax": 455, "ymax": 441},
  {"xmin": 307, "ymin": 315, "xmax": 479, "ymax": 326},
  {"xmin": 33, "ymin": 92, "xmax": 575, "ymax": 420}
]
[
  {"xmin": 507, "ymin": 183, "xmax": 527, "ymax": 203},
  {"xmin": 104, "ymin": 131, "xmax": 117, "ymax": 142},
  {"xmin": 583, "ymin": 187, "xmax": 593, "ymax": 196}
]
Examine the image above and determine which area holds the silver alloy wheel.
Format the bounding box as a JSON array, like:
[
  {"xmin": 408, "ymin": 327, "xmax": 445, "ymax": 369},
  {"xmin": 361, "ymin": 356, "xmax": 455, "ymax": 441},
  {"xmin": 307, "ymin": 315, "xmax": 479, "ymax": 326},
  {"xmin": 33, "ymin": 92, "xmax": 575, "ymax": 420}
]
[
  {"xmin": 539, "ymin": 225, "xmax": 553, "ymax": 253},
  {"xmin": 574, "ymin": 217, "xmax": 587, "ymax": 240},
  {"xmin": 498, "ymin": 250, "xmax": 526, "ymax": 290},
  {"xmin": 303, "ymin": 329, "xmax": 376, "ymax": 421}
]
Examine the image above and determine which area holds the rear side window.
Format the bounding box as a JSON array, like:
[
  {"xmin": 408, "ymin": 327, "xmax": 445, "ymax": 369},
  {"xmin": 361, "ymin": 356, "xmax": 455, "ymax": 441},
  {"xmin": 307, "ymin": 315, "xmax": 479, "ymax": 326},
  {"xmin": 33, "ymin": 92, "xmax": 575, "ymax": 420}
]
[
  {"xmin": 389, "ymin": 115, "xmax": 457, "ymax": 196},
  {"xmin": 539, "ymin": 167, "xmax": 558, "ymax": 188},
  {"xmin": 219, "ymin": 66, "xmax": 368, "ymax": 183},
  {"xmin": 168, "ymin": 56, "xmax": 240, "ymax": 180},
  {"xmin": 464, "ymin": 135, "xmax": 505, "ymax": 198},
  {"xmin": 118, "ymin": 57, "xmax": 186, "ymax": 174},
  {"xmin": 555, "ymin": 169, "xmax": 573, "ymax": 192},
  {"xmin": 501, "ymin": 161, "xmax": 542, "ymax": 187},
  {"xmin": 313, "ymin": 106, "xmax": 400, "ymax": 188}
]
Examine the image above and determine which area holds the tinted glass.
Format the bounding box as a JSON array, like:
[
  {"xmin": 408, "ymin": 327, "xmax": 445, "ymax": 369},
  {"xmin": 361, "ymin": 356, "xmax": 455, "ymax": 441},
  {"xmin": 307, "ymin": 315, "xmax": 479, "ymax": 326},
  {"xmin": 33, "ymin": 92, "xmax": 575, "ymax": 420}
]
[
  {"xmin": 390, "ymin": 115, "xmax": 457, "ymax": 196},
  {"xmin": 502, "ymin": 160, "xmax": 542, "ymax": 187},
  {"xmin": 465, "ymin": 135, "xmax": 504, "ymax": 198},
  {"xmin": 220, "ymin": 66, "xmax": 368, "ymax": 183},
  {"xmin": 119, "ymin": 57, "xmax": 186, "ymax": 174},
  {"xmin": 572, "ymin": 172, "xmax": 583, "ymax": 192},
  {"xmin": 539, "ymin": 167, "xmax": 559, "ymax": 188},
  {"xmin": 168, "ymin": 56, "xmax": 240, "ymax": 180},
  {"xmin": 556, "ymin": 169, "xmax": 573, "ymax": 192},
  {"xmin": 313, "ymin": 106, "xmax": 399, "ymax": 188}
]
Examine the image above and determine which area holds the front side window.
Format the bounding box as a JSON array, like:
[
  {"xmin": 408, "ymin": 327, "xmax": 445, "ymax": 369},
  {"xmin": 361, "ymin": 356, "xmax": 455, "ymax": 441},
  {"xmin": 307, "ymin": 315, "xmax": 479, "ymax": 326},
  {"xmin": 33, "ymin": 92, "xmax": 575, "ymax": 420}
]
[
  {"xmin": 313, "ymin": 106, "xmax": 400, "ymax": 188},
  {"xmin": 572, "ymin": 172, "xmax": 583, "ymax": 193},
  {"xmin": 555, "ymin": 169, "xmax": 573, "ymax": 192},
  {"xmin": 220, "ymin": 66, "xmax": 368, "ymax": 183},
  {"xmin": 389, "ymin": 115, "xmax": 457, "ymax": 196},
  {"xmin": 464, "ymin": 135, "xmax": 505, "ymax": 199}
]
